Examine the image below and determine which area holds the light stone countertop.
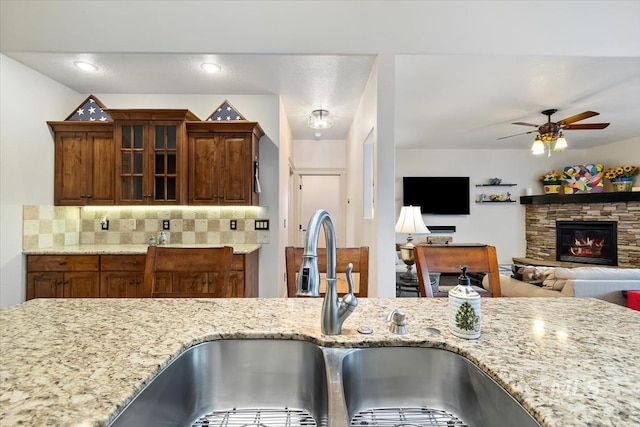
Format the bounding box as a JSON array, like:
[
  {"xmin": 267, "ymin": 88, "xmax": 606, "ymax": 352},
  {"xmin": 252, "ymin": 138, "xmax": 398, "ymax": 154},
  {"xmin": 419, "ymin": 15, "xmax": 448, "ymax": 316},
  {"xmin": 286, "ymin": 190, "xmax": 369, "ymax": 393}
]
[
  {"xmin": 23, "ymin": 243, "xmax": 262, "ymax": 255},
  {"xmin": 0, "ymin": 297, "xmax": 639, "ymax": 426}
]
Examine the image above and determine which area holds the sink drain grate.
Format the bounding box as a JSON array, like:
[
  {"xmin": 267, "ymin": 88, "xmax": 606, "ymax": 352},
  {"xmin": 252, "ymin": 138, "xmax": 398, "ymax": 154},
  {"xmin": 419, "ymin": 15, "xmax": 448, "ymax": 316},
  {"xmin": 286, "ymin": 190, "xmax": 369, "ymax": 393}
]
[
  {"xmin": 351, "ymin": 407, "xmax": 468, "ymax": 427},
  {"xmin": 193, "ymin": 407, "xmax": 317, "ymax": 426}
]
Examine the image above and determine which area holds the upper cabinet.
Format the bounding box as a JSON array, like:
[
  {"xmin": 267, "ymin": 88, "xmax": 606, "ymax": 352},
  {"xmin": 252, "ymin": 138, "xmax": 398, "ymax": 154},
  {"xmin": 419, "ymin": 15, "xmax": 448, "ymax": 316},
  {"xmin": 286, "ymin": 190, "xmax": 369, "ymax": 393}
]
[
  {"xmin": 187, "ymin": 122, "xmax": 264, "ymax": 206},
  {"xmin": 49, "ymin": 105, "xmax": 264, "ymax": 206},
  {"xmin": 108, "ymin": 109, "xmax": 199, "ymax": 205},
  {"xmin": 47, "ymin": 121, "xmax": 115, "ymax": 206}
]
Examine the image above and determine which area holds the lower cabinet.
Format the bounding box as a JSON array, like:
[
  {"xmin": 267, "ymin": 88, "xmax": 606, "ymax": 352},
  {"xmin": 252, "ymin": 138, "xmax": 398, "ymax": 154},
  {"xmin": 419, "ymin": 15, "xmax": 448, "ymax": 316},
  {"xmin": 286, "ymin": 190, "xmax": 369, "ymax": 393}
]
[
  {"xmin": 27, "ymin": 256, "xmax": 100, "ymax": 299},
  {"xmin": 26, "ymin": 251, "xmax": 258, "ymax": 300},
  {"xmin": 100, "ymin": 255, "xmax": 149, "ymax": 298}
]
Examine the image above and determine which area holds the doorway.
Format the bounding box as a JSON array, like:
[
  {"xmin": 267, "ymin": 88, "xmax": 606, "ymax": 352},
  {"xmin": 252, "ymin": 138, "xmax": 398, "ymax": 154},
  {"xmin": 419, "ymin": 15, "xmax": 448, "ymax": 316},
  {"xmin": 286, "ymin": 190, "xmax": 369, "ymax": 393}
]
[{"xmin": 295, "ymin": 172, "xmax": 345, "ymax": 248}]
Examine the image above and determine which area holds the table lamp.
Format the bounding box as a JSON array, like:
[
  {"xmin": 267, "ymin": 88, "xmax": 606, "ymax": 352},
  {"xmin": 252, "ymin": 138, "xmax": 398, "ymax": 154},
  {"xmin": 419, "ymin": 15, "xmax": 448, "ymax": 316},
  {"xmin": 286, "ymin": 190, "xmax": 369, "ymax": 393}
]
[{"xmin": 395, "ymin": 205, "xmax": 430, "ymax": 281}]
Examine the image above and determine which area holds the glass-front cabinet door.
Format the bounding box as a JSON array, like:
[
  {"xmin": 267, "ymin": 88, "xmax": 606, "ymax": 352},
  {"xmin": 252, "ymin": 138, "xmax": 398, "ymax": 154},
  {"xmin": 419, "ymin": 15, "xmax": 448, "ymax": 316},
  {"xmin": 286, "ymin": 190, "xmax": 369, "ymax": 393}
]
[
  {"xmin": 116, "ymin": 120, "xmax": 183, "ymax": 205},
  {"xmin": 119, "ymin": 122, "xmax": 146, "ymax": 203}
]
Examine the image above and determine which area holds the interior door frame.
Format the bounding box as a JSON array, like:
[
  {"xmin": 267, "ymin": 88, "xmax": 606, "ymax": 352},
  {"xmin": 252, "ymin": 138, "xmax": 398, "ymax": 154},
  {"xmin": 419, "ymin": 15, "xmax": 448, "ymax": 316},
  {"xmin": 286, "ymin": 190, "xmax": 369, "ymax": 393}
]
[{"xmin": 291, "ymin": 167, "xmax": 347, "ymax": 247}]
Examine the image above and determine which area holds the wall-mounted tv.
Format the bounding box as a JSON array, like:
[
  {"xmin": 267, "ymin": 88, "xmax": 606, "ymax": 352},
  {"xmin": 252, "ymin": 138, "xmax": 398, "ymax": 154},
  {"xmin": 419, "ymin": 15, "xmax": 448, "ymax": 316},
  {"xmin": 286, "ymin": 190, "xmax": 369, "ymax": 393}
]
[{"xmin": 402, "ymin": 176, "xmax": 470, "ymax": 215}]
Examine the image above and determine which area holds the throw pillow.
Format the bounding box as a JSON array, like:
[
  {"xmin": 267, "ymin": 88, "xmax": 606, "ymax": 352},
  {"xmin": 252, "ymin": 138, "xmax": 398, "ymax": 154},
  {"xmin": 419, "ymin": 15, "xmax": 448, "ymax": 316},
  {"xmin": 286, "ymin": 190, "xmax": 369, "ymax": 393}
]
[
  {"xmin": 542, "ymin": 269, "xmax": 568, "ymax": 291},
  {"xmin": 520, "ymin": 266, "xmax": 554, "ymax": 287},
  {"xmin": 511, "ymin": 264, "xmax": 527, "ymax": 281}
]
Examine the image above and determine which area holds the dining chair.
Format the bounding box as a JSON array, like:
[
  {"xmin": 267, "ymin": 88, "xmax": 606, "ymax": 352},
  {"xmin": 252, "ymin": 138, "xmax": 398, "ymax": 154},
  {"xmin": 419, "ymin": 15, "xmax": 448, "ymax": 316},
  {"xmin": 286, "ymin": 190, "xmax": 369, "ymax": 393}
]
[
  {"xmin": 413, "ymin": 244, "xmax": 501, "ymax": 297},
  {"xmin": 285, "ymin": 246, "xmax": 369, "ymax": 297},
  {"xmin": 145, "ymin": 246, "xmax": 234, "ymax": 298}
]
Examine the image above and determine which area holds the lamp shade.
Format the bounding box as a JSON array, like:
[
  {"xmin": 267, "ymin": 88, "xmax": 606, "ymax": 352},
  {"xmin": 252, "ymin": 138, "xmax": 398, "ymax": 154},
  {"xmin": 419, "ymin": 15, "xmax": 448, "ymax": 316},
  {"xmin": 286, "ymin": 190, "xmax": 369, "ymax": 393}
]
[{"xmin": 395, "ymin": 206, "xmax": 430, "ymax": 234}]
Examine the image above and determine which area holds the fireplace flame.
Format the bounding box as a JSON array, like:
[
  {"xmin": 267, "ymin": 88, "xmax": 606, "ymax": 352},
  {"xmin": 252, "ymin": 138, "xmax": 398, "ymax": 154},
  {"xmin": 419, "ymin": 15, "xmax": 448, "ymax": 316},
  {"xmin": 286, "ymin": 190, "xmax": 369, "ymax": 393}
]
[{"xmin": 569, "ymin": 237, "xmax": 605, "ymax": 257}]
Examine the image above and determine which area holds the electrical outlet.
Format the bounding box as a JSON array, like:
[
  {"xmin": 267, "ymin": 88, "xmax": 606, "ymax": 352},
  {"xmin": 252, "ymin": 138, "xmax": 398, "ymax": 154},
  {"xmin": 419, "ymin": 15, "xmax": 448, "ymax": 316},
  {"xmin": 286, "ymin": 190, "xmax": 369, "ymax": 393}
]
[
  {"xmin": 162, "ymin": 220, "xmax": 170, "ymax": 230},
  {"xmin": 230, "ymin": 220, "xmax": 237, "ymax": 230}
]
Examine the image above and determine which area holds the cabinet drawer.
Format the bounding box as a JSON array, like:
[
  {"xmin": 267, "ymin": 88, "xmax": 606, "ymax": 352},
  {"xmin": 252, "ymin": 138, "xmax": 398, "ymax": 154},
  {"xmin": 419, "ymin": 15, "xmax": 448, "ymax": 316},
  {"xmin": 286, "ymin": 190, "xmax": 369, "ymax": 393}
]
[
  {"xmin": 27, "ymin": 255, "xmax": 99, "ymax": 272},
  {"xmin": 101, "ymin": 255, "xmax": 146, "ymax": 271}
]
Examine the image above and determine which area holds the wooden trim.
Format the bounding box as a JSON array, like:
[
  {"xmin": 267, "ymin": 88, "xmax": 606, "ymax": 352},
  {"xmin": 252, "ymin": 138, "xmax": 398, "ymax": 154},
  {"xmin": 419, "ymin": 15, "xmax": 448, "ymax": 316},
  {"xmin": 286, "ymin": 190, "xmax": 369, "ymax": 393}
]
[{"xmin": 106, "ymin": 109, "xmax": 200, "ymax": 121}]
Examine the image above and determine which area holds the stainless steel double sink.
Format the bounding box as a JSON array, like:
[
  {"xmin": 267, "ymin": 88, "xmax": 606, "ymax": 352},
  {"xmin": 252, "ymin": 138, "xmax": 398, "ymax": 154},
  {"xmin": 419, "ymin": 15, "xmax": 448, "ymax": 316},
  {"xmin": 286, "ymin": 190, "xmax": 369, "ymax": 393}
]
[{"xmin": 109, "ymin": 339, "xmax": 541, "ymax": 427}]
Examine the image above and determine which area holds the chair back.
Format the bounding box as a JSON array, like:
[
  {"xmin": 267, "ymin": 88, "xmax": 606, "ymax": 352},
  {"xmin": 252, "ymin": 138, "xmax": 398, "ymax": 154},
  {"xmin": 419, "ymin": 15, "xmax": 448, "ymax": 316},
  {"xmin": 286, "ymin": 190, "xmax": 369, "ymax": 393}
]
[
  {"xmin": 413, "ymin": 244, "xmax": 501, "ymax": 297},
  {"xmin": 145, "ymin": 246, "xmax": 234, "ymax": 298},
  {"xmin": 285, "ymin": 246, "xmax": 369, "ymax": 297}
]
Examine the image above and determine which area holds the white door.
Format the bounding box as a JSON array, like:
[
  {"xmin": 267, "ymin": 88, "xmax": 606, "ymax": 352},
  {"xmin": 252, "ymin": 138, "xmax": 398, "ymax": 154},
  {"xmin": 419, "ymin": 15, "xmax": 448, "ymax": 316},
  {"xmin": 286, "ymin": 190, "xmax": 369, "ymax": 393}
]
[{"xmin": 298, "ymin": 174, "xmax": 343, "ymax": 248}]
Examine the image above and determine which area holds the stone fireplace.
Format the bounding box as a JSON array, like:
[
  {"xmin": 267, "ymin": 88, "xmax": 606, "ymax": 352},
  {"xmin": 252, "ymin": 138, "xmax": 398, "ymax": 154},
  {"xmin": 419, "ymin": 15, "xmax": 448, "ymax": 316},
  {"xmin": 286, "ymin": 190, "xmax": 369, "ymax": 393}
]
[
  {"xmin": 520, "ymin": 192, "xmax": 640, "ymax": 268},
  {"xmin": 556, "ymin": 221, "xmax": 617, "ymax": 266}
]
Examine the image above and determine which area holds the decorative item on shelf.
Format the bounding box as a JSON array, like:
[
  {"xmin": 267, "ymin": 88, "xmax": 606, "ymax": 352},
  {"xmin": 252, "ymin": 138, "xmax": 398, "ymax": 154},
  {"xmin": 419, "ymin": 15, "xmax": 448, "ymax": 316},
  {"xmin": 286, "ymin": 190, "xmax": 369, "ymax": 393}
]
[
  {"xmin": 562, "ymin": 164, "xmax": 604, "ymax": 194},
  {"xmin": 539, "ymin": 171, "xmax": 564, "ymax": 194},
  {"xmin": 488, "ymin": 177, "xmax": 502, "ymax": 185},
  {"xmin": 395, "ymin": 205, "xmax": 430, "ymax": 281},
  {"xmin": 603, "ymin": 165, "xmax": 638, "ymax": 193}
]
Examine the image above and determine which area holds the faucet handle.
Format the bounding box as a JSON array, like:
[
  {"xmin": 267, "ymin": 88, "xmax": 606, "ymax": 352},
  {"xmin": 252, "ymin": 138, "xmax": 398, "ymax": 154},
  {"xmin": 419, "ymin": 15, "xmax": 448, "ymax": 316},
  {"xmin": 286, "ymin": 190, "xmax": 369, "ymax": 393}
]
[{"xmin": 345, "ymin": 263, "xmax": 355, "ymax": 295}]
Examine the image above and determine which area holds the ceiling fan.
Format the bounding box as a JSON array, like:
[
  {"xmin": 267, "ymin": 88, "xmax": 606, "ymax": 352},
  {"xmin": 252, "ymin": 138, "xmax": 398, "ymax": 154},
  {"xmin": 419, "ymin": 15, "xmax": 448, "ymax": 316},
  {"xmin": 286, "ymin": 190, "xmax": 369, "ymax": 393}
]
[{"xmin": 498, "ymin": 109, "xmax": 610, "ymax": 156}]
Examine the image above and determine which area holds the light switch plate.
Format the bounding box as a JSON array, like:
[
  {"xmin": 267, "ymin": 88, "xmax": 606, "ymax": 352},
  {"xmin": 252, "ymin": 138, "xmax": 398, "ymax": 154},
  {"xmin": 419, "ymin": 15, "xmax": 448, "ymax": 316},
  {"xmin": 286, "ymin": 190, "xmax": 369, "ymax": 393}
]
[
  {"xmin": 254, "ymin": 220, "xmax": 270, "ymax": 230},
  {"xmin": 162, "ymin": 220, "xmax": 170, "ymax": 230}
]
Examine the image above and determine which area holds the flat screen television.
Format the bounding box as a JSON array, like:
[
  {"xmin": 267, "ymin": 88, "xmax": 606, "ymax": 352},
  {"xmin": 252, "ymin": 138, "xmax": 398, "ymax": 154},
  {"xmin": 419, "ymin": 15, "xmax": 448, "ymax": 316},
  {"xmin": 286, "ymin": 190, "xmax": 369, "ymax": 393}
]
[{"xmin": 402, "ymin": 176, "xmax": 470, "ymax": 215}]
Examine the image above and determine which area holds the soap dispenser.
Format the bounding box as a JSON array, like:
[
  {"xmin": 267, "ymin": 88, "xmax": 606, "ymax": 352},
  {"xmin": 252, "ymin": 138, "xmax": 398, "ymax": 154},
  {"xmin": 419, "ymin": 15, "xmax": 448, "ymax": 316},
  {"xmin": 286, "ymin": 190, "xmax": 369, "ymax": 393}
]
[{"xmin": 448, "ymin": 265, "xmax": 481, "ymax": 339}]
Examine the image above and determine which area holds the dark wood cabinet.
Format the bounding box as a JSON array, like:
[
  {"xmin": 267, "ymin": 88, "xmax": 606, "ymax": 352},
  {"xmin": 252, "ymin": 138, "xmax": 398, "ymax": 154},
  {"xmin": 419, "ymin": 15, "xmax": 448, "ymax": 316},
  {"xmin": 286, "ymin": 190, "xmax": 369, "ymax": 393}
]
[
  {"xmin": 187, "ymin": 122, "xmax": 263, "ymax": 206},
  {"xmin": 48, "ymin": 122, "xmax": 115, "ymax": 206},
  {"xmin": 109, "ymin": 109, "xmax": 199, "ymax": 205},
  {"xmin": 100, "ymin": 255, "xmax": 148, "ymax": 298},
  {"xmin": 27, "ymin": 255, "xmax": 100, "ymax": 299},
  {"xmin": 26, "ymin": 251, "xmax": 258, "ymax": 300},
  {"xmin": 49, "ymin": 111, "xmax": 263, "ymax": 207}
]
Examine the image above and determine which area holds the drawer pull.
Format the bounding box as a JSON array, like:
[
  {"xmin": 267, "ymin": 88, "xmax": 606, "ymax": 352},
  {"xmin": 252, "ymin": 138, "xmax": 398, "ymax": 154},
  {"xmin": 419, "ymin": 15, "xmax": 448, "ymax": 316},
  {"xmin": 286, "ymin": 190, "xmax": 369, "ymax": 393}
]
[{"xmin": 58, "ymin": 261, "xmax": 67, "ymax": 266}]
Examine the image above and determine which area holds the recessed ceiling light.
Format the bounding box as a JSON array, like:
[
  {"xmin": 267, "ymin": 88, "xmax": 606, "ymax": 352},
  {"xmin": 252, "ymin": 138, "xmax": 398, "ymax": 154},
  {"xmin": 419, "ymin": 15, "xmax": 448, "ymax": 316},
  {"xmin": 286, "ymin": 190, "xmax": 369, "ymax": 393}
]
[
  {"xmin": 73, "ymin": 61, "xmax": 98, "ymax": 72},
  {"xmin": 201, "ymin": 63, "xmax": 222, "ymax": 73}
]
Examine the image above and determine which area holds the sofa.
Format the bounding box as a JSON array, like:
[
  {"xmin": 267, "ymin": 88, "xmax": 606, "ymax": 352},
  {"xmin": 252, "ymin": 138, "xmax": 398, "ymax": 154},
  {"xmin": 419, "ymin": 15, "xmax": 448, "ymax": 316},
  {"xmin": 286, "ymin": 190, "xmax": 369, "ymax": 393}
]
[{"xmin": 483, "ymin": 265, "xmax": 640, "ymax": 306}]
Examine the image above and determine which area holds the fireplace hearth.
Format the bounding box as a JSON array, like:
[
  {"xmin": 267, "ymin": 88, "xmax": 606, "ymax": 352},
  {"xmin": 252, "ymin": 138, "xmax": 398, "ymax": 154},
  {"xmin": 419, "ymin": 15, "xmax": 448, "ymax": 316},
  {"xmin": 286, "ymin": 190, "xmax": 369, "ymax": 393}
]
[{"xmin": 556, "ymin": 221, "xmax": 617, "ymax": 266}]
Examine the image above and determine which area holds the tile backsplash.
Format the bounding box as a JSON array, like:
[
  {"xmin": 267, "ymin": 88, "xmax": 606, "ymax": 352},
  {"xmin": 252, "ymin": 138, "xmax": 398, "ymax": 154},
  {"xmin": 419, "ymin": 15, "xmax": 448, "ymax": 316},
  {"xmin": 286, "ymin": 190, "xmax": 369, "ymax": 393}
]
[{"xmin": 23, "ymin": 205, "xmax": 270, "ymax": 250}]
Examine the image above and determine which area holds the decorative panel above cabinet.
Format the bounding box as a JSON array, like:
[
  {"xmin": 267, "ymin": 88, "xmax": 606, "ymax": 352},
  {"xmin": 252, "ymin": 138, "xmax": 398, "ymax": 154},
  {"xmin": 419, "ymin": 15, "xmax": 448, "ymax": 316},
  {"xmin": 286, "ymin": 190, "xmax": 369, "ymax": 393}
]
[
  {"xmin": 107, "ymin": 109, "xmax": 199, "ymax": 205},
  {"xmin": 47, "ymin": 122, "xmax": 115, "ymax": 206},
  {"xmin": 187, "ymin": 121, "xmax": 264, "ymax": 206}
]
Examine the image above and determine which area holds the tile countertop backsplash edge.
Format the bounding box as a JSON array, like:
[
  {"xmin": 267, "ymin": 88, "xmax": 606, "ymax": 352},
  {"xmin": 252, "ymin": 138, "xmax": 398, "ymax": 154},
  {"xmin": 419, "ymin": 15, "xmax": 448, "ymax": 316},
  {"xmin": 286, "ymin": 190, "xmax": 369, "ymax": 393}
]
[{"xmin": 22, "ymin": 243, "xmax": 262, "ymax": 255}]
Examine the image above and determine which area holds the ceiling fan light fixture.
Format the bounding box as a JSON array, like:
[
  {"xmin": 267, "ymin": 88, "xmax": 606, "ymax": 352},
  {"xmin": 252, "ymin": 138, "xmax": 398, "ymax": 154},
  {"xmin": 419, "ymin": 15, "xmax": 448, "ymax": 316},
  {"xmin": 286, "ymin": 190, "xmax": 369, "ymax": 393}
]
[
  {"xmin": 553, "ymin": 133, "xmax": 568, "ymax": 151},
  {"xmin": 531, "ymin": 136, "xmax": 545, "ymax": 155},
  {"xmin": 308, "ymin": 109, "xmax": 333, "ymax": 129}
]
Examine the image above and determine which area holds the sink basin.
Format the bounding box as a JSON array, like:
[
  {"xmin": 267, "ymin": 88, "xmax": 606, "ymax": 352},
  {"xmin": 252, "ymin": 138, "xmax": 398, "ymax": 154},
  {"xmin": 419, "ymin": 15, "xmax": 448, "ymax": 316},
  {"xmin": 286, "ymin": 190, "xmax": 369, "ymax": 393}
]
[
  {"xmin": 109, "ymin": 339, "xmax": 328, "ymax": 427},
  {"xmin": 340, "ymin": 347, "xmax": 540, "ymax": 427}
]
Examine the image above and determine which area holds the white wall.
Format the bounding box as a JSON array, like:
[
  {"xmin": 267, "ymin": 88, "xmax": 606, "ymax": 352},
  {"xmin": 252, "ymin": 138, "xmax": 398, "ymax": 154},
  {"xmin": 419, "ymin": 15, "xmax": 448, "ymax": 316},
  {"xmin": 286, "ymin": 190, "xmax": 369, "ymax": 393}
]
[
  {"xmin": 0, "ymin": 55, "xmax": 80, "ymax": 307},
  {"xmin": 276, "ymin": 99, "xmax": 293, "ymax": 297},
  {"xmin": 395, "ymin": 142, "xmax": 640, "ymax": 266}
]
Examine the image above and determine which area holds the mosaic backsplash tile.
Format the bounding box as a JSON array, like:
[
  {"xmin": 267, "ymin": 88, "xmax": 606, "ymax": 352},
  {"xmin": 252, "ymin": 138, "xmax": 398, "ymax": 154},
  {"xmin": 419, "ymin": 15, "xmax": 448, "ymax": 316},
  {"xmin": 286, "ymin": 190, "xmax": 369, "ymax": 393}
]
[{"xmin": 23, "ymin": 206, "xmax": 270, "ymax": 250}]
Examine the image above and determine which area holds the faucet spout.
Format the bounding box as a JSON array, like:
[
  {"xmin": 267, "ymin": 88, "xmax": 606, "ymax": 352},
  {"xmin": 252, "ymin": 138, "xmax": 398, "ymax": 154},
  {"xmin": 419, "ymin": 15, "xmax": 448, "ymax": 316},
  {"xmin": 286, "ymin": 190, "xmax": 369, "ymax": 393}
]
[{"xmin": 297, "ymin": 209, "xmax": 358, "ymax": 335}]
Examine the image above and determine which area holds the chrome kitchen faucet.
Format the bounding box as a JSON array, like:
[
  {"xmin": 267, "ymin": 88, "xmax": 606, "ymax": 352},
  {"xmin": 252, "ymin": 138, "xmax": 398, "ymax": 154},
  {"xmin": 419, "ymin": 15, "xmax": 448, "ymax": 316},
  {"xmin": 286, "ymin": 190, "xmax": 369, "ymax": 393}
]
[{"xmin": 296, "ymin": 209, "xmax": 358, "ymax": 335}]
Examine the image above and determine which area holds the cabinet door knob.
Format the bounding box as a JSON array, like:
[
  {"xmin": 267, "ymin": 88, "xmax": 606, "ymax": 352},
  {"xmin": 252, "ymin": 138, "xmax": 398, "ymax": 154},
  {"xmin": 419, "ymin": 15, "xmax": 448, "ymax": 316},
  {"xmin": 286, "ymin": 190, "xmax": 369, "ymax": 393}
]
[
  {"xmin": 129, "ymin": 280, "xmax": 134, "ymax": 284},
  {"xmin": 86, "ymin": 194, "xmax": 92, "ymax": 198}
]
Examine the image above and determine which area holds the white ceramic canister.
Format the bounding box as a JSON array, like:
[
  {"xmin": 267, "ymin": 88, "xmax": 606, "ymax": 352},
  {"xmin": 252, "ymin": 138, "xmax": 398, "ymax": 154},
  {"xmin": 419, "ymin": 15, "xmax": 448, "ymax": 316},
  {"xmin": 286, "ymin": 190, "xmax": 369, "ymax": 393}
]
[{"xmin": 448, "ymin": 266, "xmax": 481, "ymax": 339}]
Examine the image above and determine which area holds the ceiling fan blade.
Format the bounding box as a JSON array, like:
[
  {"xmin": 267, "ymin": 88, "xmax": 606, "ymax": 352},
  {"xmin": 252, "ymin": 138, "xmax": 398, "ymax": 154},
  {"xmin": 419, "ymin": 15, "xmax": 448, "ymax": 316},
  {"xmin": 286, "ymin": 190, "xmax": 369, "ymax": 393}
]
[
  {"xmin": 511, "ymin": 122, "xmax": 540, "ymax": 127},
  {"xmin": 557, "ymin": 111, "xmax": 599, "ymax": 125},
  {"xmin": 497, "ymin": 130, "xmax": 537, "ymax": 140},
  {"xmin": 563, "ymin": 123, "xmax": 610, "ymax": 130}
]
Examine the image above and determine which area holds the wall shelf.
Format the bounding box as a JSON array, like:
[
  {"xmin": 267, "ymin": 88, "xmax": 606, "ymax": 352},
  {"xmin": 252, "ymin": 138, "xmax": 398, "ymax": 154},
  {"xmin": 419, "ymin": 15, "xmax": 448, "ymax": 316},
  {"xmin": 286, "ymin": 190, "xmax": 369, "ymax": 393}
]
[
  {"xmin": 475, "ymin": 183, "xmax": 517, "ymax": 187},
  {"xmin": 476, "ymin": 200, "xmax": 517, "ymax": 204}
]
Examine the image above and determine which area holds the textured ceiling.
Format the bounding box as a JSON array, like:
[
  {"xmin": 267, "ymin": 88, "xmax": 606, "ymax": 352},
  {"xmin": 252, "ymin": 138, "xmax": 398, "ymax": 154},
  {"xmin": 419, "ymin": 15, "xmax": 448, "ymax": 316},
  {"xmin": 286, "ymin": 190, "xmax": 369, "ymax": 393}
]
[{"xmin": 2, "ymin": 1, "xmax": 639, "ymax": 148}]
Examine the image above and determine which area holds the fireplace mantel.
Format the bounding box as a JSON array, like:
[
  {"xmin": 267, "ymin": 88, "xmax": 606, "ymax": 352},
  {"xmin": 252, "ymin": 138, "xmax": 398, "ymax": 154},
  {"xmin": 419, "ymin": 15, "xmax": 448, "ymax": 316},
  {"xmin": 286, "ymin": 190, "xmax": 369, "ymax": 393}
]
[
  {"xmin": 520, "ymin": 192, "xmax": 640, "ymax": 205},
  {"xmin": 522, "ymin": 193, "xmax": 640, "ymax": 267}
]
